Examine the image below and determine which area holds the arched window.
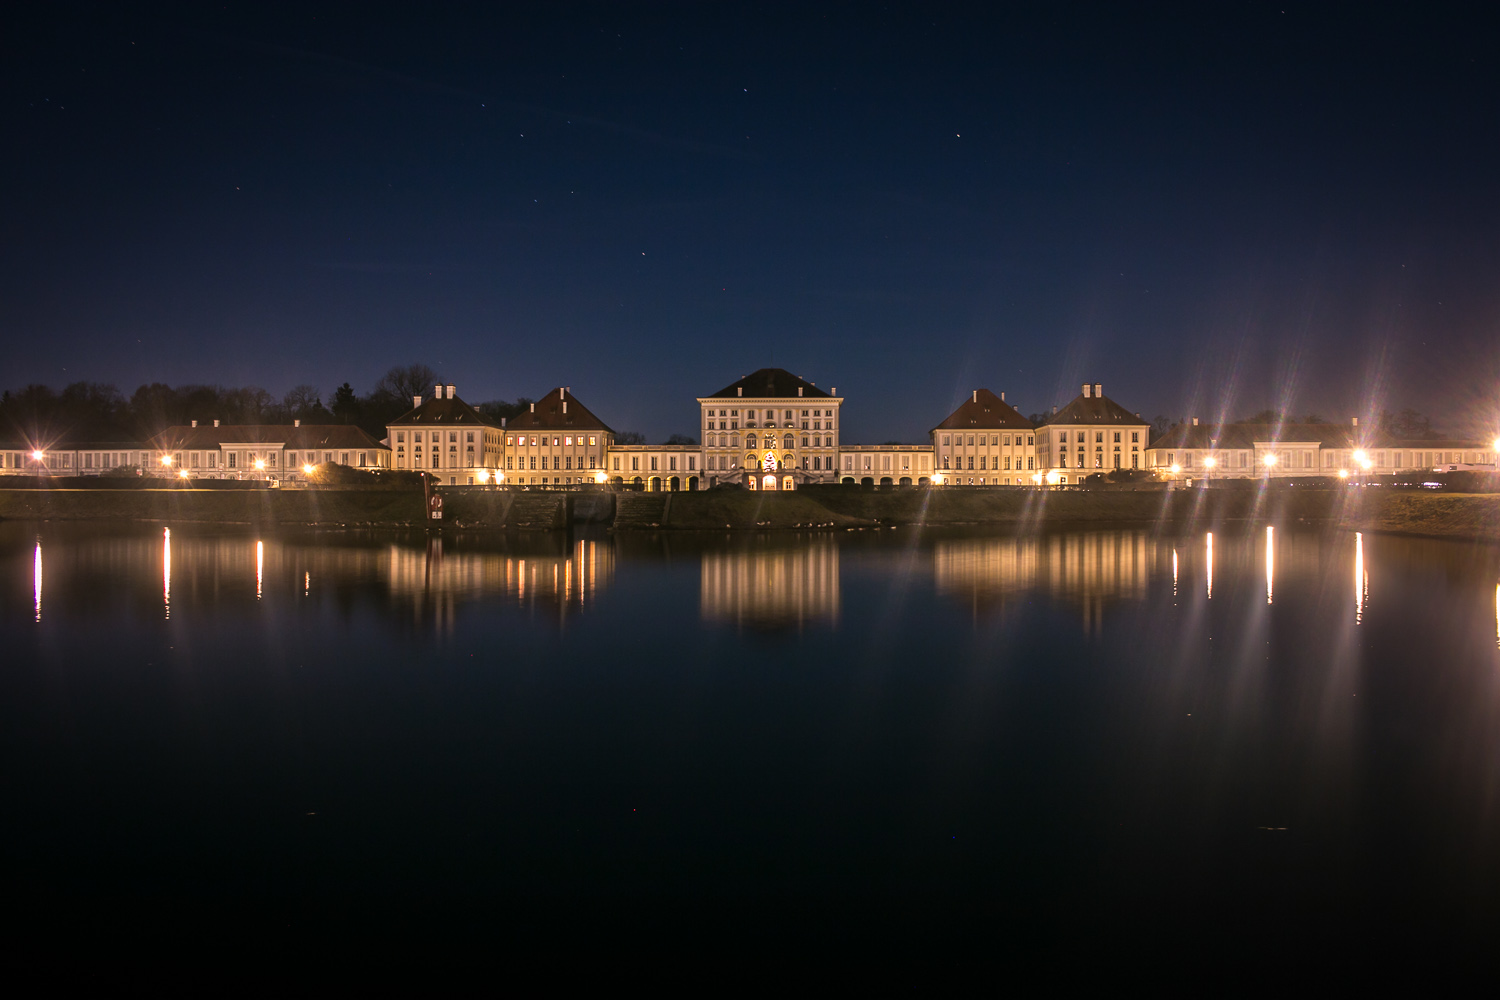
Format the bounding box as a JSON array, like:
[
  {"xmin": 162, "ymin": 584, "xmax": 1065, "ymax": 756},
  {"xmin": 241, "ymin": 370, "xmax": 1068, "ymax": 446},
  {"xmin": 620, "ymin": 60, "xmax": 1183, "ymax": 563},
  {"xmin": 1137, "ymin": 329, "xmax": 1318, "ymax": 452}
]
[
  {"xmin": 746, "ymin": 454, "xmax": 760, "ymax": 470},
  {"xmin": 783, "ymin": 433, "xmax": 794, "ymax": 449},
  {"xmin": 746, "ymin": 433, "xmax": 757, "ymax": 449},
  {"xmin": 783, "ymin": 453, "xmax": 794, "ymax": 468}
]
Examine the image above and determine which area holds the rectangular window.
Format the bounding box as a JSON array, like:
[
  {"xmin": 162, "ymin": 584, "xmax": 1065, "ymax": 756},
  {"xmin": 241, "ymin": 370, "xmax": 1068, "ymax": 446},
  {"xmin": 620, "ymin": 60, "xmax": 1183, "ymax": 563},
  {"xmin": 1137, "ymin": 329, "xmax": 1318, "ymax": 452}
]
[
  {"xmin": 632, "ymin": 457, "xmax": 639, "ymax": 471},
  {"xmin": 650, "ymin": 457, "xmax": 658, "ymax": 471},
  {"xmin": 565, "ymin": 436, "xmax": 572, "ymax": 446},
  {"xmin": 669, "ymin": 457, "xmax": 677, "ymax": 471},
  {"xmin": 613, "ymin": 457, "xmax": 620, "ymax": 471}
]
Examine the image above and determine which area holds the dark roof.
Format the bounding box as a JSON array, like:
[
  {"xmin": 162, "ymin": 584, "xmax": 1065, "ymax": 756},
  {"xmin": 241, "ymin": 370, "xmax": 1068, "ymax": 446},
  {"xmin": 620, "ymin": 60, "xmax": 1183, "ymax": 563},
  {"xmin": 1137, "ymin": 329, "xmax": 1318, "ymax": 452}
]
[
  {"xmin": 705, "ymin": 368, "xmax": 831, "ymax": 399},
  {"xmin": 932, "ymin": 389, "xmax": 1033, "ymax": 432},
  {"xmin": 1149, "ymin": 422, "xmax": 1489, "ymax": 451},
  {"xmin": 388, "ymin": 391, "xmax": 496, "ymax": 428},
  {"xmin": 1039, "ymin": 392, "xmax": 1150, "ymax": 427},
  {"xmin": 148, "ymin": 424, "xmax": 390, "ymax": 451},
  {"xmin": 504, "ymin": 387, "xmax": 613, "ymax": 433}
]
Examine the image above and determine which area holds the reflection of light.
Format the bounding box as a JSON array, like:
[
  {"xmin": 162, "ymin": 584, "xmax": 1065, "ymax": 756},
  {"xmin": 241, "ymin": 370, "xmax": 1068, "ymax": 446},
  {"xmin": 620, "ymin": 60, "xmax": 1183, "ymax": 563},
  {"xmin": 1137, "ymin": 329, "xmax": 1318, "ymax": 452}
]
[
  {"xmin": 256, "ymin": 540, "xmax": 264, "ymax": 600},
  {"xmin": 163, "ymin": 527, "xmax": 172, "ymax": 620},
  {"xmin": 1495, "ymin": 583, "xmax": 1499, "ymax": 648},
  {"xmin": 1265, "ymin": 526, "xmax": 1274, "ymax": 604},
  {"xmin": 1354, "ymin": 532, "xmax": 1366, "ymax": 625},
  {"xmin": 33, "ymin": 539, "xmax": 42, "ymax": 622},
  {"xmin": 1206, "ymin": 532, "xmax": 1213, "ymax": 599},
  {"xmin": 1171, "ymin": 548, "xmax": 1178, "ymax": 597},
  {"xmin": 304, "ymin": 571, "xmax": 310, "ymax": 596},
  {"xmin": 702, "ymin": 542, "xmax": 840, "ymax": 627}
]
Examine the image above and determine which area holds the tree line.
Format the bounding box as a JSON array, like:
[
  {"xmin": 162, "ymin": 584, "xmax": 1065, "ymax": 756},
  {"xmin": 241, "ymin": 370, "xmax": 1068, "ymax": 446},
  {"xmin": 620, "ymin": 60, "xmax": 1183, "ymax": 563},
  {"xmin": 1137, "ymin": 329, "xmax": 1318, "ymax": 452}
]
[{"xmin": 0, "ymin": 364, "xmax": 536, "ymax": 444}]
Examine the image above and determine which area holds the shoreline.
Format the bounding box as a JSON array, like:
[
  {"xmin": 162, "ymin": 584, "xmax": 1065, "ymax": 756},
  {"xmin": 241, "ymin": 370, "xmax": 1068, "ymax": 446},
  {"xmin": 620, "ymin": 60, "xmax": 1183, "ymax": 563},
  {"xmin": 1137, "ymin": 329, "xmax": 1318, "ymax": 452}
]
[{"xmin": 2, "ymin": 486, "xmax": 1497, "ymax": 543}]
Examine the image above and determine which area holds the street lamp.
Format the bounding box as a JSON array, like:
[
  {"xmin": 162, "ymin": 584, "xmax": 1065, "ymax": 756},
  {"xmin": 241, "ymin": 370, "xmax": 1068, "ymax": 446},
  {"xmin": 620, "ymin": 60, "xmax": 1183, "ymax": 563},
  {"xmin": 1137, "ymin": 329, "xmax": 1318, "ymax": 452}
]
[
  {"xmin": 1338, "ymin": 469, "xmax": 1350, "ymax": 480},
  {"xmin": 302, "ymin": 464, "xmax": 315, "ymax": 476},
  {"xmin": 31, "ymin": 449, "xmax": 44, "ymax": 462},
  {"xmin": 476, "ymin": 468, "xmax": 489, "ymax": 484},
  {"xmin": 160, "ymin": 454, "xmax": 173, "ymax": 467}
]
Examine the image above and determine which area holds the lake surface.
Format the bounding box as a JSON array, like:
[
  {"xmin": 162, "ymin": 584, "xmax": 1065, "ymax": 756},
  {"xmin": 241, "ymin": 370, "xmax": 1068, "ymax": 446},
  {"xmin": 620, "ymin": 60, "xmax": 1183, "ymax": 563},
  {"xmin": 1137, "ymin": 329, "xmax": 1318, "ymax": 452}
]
[{"xmin": 5, "ymin": 520, "xmax": 1500, "ymax": 971}]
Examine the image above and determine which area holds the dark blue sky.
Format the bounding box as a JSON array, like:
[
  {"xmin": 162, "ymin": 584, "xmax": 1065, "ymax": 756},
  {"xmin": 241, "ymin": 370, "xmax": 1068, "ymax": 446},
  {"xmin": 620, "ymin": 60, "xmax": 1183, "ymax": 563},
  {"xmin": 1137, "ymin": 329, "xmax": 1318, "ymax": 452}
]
[{"xmin": 5, "ymin": 2, "xmax": 1498, "ymax": 441}]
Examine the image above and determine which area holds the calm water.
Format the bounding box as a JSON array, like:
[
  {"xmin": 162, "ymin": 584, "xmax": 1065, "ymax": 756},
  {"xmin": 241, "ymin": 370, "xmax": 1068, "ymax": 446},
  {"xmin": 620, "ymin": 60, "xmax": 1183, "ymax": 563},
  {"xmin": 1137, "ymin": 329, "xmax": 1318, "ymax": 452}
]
[{"xmin": 5, "ymin": 520, "xmax": 1500, "ymax": 968}]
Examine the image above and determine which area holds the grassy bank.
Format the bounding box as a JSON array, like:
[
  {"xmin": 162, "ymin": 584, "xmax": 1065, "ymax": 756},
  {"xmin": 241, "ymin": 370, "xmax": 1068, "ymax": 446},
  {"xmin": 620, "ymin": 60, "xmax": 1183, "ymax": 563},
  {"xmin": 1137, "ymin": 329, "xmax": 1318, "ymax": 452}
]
[{"xmin": 4, "ymin": 485, "xmax": 1497, "ymax": 542}]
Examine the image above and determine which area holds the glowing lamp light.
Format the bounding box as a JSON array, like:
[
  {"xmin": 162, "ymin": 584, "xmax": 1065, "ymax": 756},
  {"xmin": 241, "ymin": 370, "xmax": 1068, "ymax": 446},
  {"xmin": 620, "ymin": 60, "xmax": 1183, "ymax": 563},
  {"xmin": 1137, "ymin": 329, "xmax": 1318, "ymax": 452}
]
[
  {"xmin": 1263, "ymin": 453, "xmax": 1278, "ymax": 466},
  {"xmin": 1492, "ymin": 436, "xmax": 1500, "ymax": 452},
  {"xmin": 302, "ymin": 464, "xmax": 315, "ymax": 475},
  {"xmin": 1353, "ymin": 449, "xmax": 1367, "ymax": 464},
  {"xmin": 1204, "ymin": 456, "xmax": 1217, "ymax": 468},
  {"xmin": 1359, "ymin": 457, "xmax": 1373, "ymax": 470},
  {"xmin": 594, "ymin": 471, "xmax": 606, "ymax": 484},
  {"xmin": 1044, "ymin": 469, "xmax": 1061, "ymax": 485},
  {"xmin": 177, "ymin": 470, "xmax": 190, "ymax": 479},
  {"xmin": 476, "ymin": 469, "xmax": 490, "ymax": 483},
  {"xmin": 254, "ymin": 459, "xmax": 266, "ymax": 470},
  {"xmin": 1169, "ymin": 463, "xmax": 1181, "ymax": 474},
  {"xmin": 160, "ymin": 455, "xmax": 173, "ymax": 466},
  {"xmin": 1338, "ymin": 469, "xmax": 1350, "ymax": 479},
  {"xmin": 932, "ymin": 473, "xmax": 945, "ymax": 485},
  {"xmin": 31, "ymin": 450, "xmax": 44, "ymax": 461}
]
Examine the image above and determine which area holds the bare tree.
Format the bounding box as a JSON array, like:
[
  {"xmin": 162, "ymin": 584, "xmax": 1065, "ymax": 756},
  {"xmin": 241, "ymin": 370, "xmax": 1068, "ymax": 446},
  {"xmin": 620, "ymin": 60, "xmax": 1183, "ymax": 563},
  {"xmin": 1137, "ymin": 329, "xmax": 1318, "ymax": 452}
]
[{"xmin": 373, "ymin": 363, "xmax": 438, "ymax": 403}]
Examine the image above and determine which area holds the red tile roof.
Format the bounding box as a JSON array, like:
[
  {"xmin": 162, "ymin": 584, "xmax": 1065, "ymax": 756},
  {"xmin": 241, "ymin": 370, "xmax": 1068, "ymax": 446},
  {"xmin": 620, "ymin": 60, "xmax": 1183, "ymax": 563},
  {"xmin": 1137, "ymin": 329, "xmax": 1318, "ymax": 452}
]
[
  {"xmin": 504, "ymin": 387, "xmax": 613, "ymax": 432},
  {"xmin": 932, "ymin": 389, "xmax": 1033, "ymax": 431}
]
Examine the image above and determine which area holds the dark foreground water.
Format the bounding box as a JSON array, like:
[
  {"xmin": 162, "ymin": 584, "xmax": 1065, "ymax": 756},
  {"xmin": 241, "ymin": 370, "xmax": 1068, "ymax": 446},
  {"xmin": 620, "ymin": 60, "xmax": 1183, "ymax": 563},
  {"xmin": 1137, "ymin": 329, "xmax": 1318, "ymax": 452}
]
[{"xmin": 4, "ymin": 520, "xmax": 1500, "ymax": 976}]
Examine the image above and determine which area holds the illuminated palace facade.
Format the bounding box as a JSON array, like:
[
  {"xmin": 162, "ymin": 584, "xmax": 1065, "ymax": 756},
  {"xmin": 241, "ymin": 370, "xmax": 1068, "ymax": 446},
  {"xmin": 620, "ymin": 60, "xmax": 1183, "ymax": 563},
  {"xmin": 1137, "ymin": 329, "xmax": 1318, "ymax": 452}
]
[{"xmin": 7, "ymin": 371, "xmax": 1496, "ymax": 484}]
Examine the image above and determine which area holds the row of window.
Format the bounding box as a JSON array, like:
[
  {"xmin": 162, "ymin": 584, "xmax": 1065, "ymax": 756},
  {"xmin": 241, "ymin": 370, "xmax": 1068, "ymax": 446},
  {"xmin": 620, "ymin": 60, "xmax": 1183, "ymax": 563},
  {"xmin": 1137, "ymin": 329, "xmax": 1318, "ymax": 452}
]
[
  {"xmin": 940, "ymin": 433, "xmax": 1036, "ymax": 447},
  {"xmin": 707, "ymin": 433, "xmax": 834, "ymax": 449},
  {"xmin": 507, "ymin": 435, "xmax": 599, "ymax": 448},
  {"xmin": 395, "ymin": 431, "xmax": 487, "ymax": 443},
  {"xmin": 942, "ymin": 456, "xmax": 1038, "ymax": 470}
]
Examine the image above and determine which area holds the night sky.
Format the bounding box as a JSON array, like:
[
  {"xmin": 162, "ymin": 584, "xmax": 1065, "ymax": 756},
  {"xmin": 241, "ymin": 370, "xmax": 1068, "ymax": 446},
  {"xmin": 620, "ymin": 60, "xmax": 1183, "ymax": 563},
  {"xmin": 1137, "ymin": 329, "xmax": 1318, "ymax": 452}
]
[{"xmin": 5, "ymin": 3, "xmax": 1498, "ymax": 442}]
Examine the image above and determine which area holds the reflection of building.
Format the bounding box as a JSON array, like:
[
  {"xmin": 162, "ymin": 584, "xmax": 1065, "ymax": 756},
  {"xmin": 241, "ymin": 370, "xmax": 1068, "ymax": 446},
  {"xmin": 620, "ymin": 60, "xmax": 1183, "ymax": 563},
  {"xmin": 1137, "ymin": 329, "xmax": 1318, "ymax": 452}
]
[
  {"xmin": 934, "ymin": 532, "xmax": 1157, "ymax": 624},
  {"xmin": 700, "ymin": 540, "xmax": 840, "ymax": 627},
  {"xmin": 385, "ymin": 538, "xmax": 614, "ymax": 622}
]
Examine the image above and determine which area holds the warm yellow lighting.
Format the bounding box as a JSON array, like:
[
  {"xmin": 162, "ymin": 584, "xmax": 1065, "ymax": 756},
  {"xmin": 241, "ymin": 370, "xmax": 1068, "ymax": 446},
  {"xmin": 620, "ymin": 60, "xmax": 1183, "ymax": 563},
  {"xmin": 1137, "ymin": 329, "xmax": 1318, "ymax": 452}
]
[
  {"xmin": 1353, "ymin": 449, "xmax": 1367, "ymax": 464},
  {"xmin": 476, "ymin": 469, "xmax": 490, "ymax": 483},
  {"xmin": 1493, "ymin": 437, "xmax": 1500, "ymax": 452},
  {"xmin": 1031, "ymin": 473, "xmax": 1043, "ymax": 485},
  {"xmin": 1338, "ymin": 469, "xmax": 1350, "ymax": 479},
  {"xmin": 254, "ymin": 459, "xmax": 265, "ymax": 470},
  {"xmin": 1359, "ymin": 457, "xmax": 1373, "ymax": 470},
  {"xmin": 160, "ymin": 454, "xmax": 173, "ymax": 466},
  {"xmin": 1203, "ymin": 456, "xmax": 1217, "ymax": 468},
  {"xmin": 1044, "ymin": 469, "xmax": 1061, "ymax": 485},
  {"xmin": 594, "ymin": 471, "xmax": 606, "ymax": 484},
  {"xmin": 30, "ymin": 449, "xmax": 44, "ymax": 461},
  {"xmin": 177, "ymin": 470, "xmax": 189, "ymax": 479},
  {"xmin": 1263, "ymin": 453, "xmax": 1278, "ymax": 466},
  {"xmin": 1169, "ymin": 463, "xmax": 1181, "ymax": 474},
  {"xmin": 932, "ymin": 472, "xmax": 945, "ymax": 485},
  {"xmin": 302, "ymin": 464, "xmax": 315, "ymax": 475}
]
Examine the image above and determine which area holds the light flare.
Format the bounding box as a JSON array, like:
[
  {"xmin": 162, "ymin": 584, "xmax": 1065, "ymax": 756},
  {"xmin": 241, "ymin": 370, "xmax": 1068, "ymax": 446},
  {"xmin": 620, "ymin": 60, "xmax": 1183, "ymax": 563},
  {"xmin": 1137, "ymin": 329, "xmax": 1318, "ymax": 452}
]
[
  {"xmin": 33, "ymin": 539, "xmax": 42, "ymax": 622},
  {"xmin": 256, "ymin": 540, "xmax": 264, "ymax": 600},
  {"xmin": 1354, "ymin": 532, "xmax": 1366, "ymax": 625},
  {"xmin": 1206, "ymin": 532, "xmax": 1214, "ymax": 599},
  {"xmin": 1172, "ymin": 547, "xmax": 1178, "ymax": 598}
]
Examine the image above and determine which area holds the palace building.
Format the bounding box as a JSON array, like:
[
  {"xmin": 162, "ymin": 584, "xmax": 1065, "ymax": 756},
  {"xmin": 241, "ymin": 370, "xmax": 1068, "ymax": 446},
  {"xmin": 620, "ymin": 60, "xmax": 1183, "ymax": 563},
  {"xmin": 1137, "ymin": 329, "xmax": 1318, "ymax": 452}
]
[
  {"xmin": 387, "ymin": 383, "xmax": 503, "ymax": 483},
  {"xmin": 500, "ymin": 387, "xmax": 614, "ymax": 487},
  {"xmin": 930, "ymin": 388, "xmax": 1037, "ymax": 485},
  {"xmin": 1034, "ymin": 383, "xmax": 1151, "ymax": 484},
  {"xmin": 697, "ymin": 369, "xmax": 843, "ymax": 490}
]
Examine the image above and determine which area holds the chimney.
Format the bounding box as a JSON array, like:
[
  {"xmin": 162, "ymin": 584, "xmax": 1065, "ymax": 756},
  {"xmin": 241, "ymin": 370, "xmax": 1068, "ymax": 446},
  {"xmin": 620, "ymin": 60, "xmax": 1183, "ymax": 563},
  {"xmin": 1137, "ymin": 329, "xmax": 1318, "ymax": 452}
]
[
  {"xmin": 1192, "ymin": 417, "xmax": 1198, "ymax": 426},
  {"xmin": 1352, "ymin": 416, "xmax": 1359, "ymax": 427},
  {"xmin": 1000, "ymin": 391, "xmax": 1006, "ymax": 402},
  {"xmin": 972, "ymin": 390, "xmax": 978, "ymax": 403},
  {"xmin": 446, "ymin": 384, "xmax": 455, "ymax": 399},
  {"xmin": 434, "ymin": 384, "xmax": 442, "ymax": 399},
  {"xmin": 191, "ymin": 420, "xmax": 197, "ymax": 427},
  {"xmin": 1082, "ymin": 384, "xmax": 1091, "ymax": 398},
  {"xmin": 1052, "ymin": 405, "xmax": 1058, "ymax": 415},
  {"xmin": 831, "ymin": 387, "xmax": 836, "ymax": 396},
  {"xmin": 560, "ymin": 387, "xmax": 566, "ymax": 398},
  {"xmin": 1094, "ymin": 383, "xmax": 1102, "ymax": 398},
  {"xmin": 414, "ymin": 394, "xmax": 423, "ymax": 409},
  {"xmin": 530, "ymin": 403, "xmax": 535, "ymax": 412},
  {"xmin": 294, "ymin": 419, "xmax": 300, "ymax": 427},
  {"xmin": 798, "ymin": 387, "xmax": 804, "ymax": 397},
  {"xmin": 214, "ymin": 419, "xmax": 220, "ymax": 427},
  {"xmin": 501, "ymin": 417, "xmax": 507, "ymax": 427},
  {"xmin": 737, "ymin": 387, "xmax": 743, "ymax": 397}
]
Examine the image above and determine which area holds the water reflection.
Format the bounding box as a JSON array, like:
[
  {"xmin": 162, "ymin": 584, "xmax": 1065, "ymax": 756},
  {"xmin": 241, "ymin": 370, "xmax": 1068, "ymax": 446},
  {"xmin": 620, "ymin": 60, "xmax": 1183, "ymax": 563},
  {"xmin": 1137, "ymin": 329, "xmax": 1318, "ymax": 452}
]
[
  {"xmin": 163, "ymin": 528, "xmax": 171, "ymax": 620},
  {"xmin": 933, "ymin": 531, "xmax": 1155, "ymax": 627},
  {"xmin": 1266, "ymin": 525, "xmax": 1275, "ymax": 604},
  {"xmin": 255, "ymin": 540, "xmax": 263, "ymax": 601},
  {"xmin": 1206, "ymin": 531, "xmax": 1214, "ymax": 599},
  {"xmin": 33, "ymin": 537, "xmax": 41, "ymax": 623},
  {"xmin": 1355, "ymin": 532, "xmax": 1366, "ymax": 625},
  {"xmin": 700, "ymin": 539, "xmax": 840, "ymax": 628}
]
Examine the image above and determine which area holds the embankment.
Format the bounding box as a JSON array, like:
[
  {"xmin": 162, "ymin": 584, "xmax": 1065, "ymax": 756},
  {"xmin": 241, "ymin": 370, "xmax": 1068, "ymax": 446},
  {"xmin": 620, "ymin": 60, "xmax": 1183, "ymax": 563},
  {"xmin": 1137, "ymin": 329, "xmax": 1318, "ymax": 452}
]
[{"xmin": 2, "ymin": 486, "xmax": 1497, "ymax": 542}]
